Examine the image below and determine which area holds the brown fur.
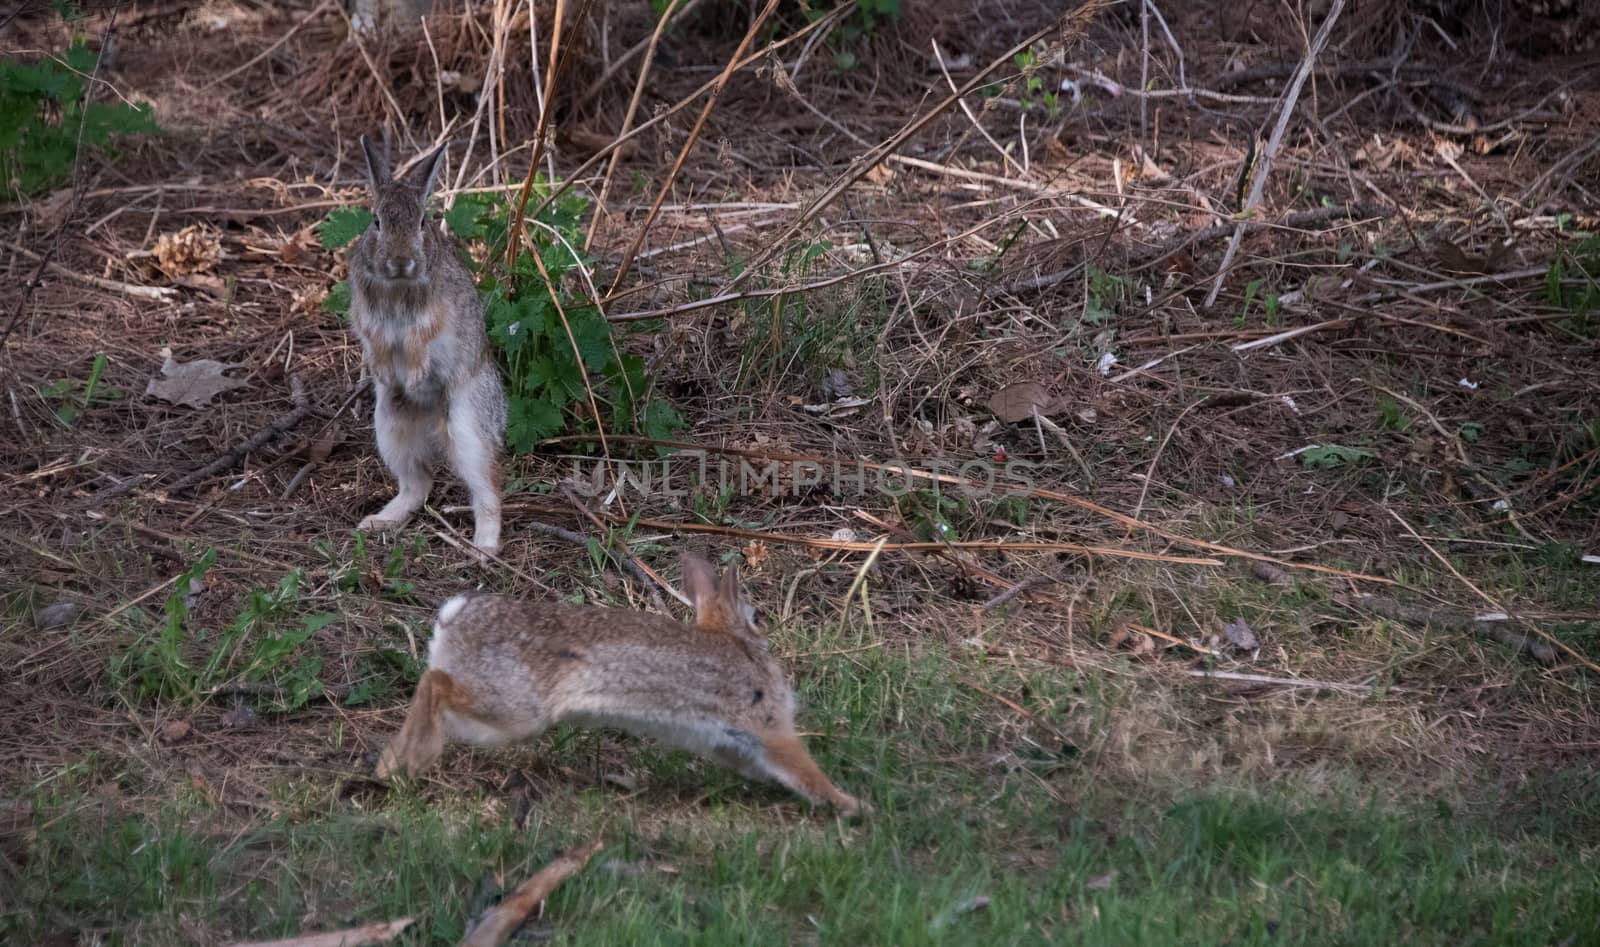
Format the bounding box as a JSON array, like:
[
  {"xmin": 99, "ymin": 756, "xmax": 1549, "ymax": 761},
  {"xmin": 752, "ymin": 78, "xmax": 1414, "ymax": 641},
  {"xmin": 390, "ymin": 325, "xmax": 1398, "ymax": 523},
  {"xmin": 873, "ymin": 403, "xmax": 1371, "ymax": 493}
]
[
  {"xmin": 375, "ymin": 555, "xmax": 860, "ymax": 817},
  {"xmin": 349, "ymin": 135, "xmax": 507, "ymax": 554}
]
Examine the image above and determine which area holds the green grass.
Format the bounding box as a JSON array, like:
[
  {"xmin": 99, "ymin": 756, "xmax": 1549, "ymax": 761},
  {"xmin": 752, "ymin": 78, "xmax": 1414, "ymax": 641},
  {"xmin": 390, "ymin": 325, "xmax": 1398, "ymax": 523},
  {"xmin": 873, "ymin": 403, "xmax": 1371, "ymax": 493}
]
[{"xmin": 5, "ymin": 634, "xmax": 1597, "ymax": 945}]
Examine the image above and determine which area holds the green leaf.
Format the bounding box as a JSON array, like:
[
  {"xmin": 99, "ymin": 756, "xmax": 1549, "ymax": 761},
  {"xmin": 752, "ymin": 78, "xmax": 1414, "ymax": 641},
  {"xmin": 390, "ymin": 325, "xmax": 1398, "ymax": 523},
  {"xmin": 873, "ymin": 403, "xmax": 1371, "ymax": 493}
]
[
  {"xmin": 1377, "ymin": 398, "xmax": 1409, "ymax": 432},
  {"xmin": 445, "ymin": 194, "xmax": 493, "ymax": 240},
  {"xmin": 506, "ymin": 396, "xmax": 565, "ymax": 453},
  {"xmin": 643, "ymin": 399, "xmax": 684, "ymax": 440},
  {"xmin": 1299, "ymin": 444, "xmax": 1375, "ymax": 469},
  {"xmin": 316, "ymin": 207, "xmax": 372, "ymax": 250},
  {"xmin": 568, "ymin": 310, "xmax": 613, "ymax": 371},
  {"xmin": 322, "ymin": 280, "xmax": 351, "ymax": 316}
]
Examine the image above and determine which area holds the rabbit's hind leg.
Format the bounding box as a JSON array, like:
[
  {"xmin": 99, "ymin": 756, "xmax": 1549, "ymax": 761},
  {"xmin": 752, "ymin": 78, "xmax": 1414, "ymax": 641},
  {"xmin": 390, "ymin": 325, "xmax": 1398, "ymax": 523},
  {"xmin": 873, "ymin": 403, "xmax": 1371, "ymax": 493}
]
[
  {"xmin": 361, "ymin": 385, "xmax": 435, "ymax": 533},
  {"xmin": 444, "ymin": 370, "xmax": 504, "ymax": 555},
  {"xmin": 376, "ymin": 668, "xmax": 459, "ymax": 779}
]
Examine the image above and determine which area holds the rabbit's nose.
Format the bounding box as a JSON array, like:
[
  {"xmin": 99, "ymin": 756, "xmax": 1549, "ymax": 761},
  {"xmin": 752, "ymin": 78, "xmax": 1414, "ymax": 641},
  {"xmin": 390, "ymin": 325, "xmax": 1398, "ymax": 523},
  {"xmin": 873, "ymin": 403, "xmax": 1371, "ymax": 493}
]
[{"xmin": 385, "ymin": 257, "xmax": 417, "ymax": 279}]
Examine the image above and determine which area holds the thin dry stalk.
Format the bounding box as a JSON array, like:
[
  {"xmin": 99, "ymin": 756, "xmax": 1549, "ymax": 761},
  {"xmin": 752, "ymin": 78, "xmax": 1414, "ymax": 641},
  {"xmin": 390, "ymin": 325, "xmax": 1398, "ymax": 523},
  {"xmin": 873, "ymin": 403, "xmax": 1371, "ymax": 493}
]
[
  {"xmin": 1202, "ymin": 0, "xmax": 1346, "ymax": 309},
  {"xmin": 605, "ymin": 0, "xmax": 783, "ymax": 294},
  {"xmin": 584, "ymin": 0, "xmax": 696, "ymax": 252},
  {"xmin": 727, "ymin": 0, "xmax": 1111, "ymax": 289}
]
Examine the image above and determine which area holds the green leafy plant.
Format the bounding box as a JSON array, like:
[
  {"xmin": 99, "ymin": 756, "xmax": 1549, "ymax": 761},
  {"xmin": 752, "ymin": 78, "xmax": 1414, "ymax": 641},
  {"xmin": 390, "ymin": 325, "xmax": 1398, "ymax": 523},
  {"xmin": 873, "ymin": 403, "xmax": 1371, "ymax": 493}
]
[
  {"xmin": 1377, "ymin": 397, "xmax": 1410, "ymax": 432},
  {"xmin": 318, "ymin": 185, "xmax": 680, "ymax": 454},
  {"xmin": 111, "ymin": 555, "xmax": 339, "ymax": 712},
  {"xmin": 1083, "ymin": 265, "xmax": 1125, "ymax": 326},
  {"xmin": 1, "ymin": 39, "xmax": 156, "ymax": 200},
  {"xmin": 1546, "ymin": 235, "xmax": 1600, "ymax": 329},
  {"xmin": 1300, "ymin": 443, "xmax": 1375, "ymax": 469},
  {"xmin": 1014, "ymin": 49, "xmax": 1061, "ymax": 116},
  {"xmin": 39, "ymin": 351, "xmax": 119, "ymax": 425}
]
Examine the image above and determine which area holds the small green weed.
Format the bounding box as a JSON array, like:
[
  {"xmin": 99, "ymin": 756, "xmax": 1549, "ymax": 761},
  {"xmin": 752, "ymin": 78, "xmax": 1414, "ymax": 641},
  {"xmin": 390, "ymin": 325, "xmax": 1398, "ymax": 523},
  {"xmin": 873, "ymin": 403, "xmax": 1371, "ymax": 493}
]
[
  {"xmin": 1015, "ymin": 48, "xmax": 1061, "ymax": 116},
  {"xmin": 1237, "ymin": 278, "xmax": 1282, "ymax": 328},
  {"xmin": 110, "ymin": 552, "xmax": 339, "ymax": 712},
  {"xmin": 0, "ymin": 38, "xmax": 156, "ymax": 200},
  {"xmin": 1545, "ymin": 234, "xmax": 1600, "ymax": 332},
  {"xmin": 735, "ymin": 239, "xmax": 881, "ymax": 391},
  {"xmin": 38, "ymin": 351, "xmax": 119, "ymax": 425},
  {"xmin": 1377, "ymin": 396, "xmax": 1410, "ymax": 432},
  {"xmin": 1300, "ymin": 443, "xmax": 1375, "ymax": 469}
]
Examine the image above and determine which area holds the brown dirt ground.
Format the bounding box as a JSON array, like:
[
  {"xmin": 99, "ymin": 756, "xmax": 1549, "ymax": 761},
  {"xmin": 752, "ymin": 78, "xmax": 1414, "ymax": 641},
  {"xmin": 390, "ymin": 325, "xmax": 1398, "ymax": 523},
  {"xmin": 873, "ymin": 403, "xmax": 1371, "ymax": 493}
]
[{"xmin": 3, "ymin": 0, "xmax": 1599, "ymax": 810}]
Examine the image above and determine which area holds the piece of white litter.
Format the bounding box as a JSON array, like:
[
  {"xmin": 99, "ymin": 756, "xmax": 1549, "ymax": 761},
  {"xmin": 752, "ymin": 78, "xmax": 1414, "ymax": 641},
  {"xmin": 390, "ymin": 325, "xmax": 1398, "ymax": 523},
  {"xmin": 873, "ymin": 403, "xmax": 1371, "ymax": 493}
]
[
  {"xmin": 1220, "ymin": 475, "xmax": 1236, "ymax": 488},
  {"xmin": 1280, "ymin": 395, "xmax": 1300, "ymax": 414},
  {"xmin": 1458, "ymin": 377, "xmax": 1478, "ymax": 390},
  {"xmin": 1492, "ymin": 500, "xmax": 1509, "ymax": 511},
  {"xmin": 1095, "ymin": 352, "xmax": 1118, "ymax": 376},
  {"xmin": 1582, "ymin": 554, "xmax": 1600, "ymax": 565},
  {"xmin": 1473, "ymin": 612, "xmax": 1510, "ymax": 622}
]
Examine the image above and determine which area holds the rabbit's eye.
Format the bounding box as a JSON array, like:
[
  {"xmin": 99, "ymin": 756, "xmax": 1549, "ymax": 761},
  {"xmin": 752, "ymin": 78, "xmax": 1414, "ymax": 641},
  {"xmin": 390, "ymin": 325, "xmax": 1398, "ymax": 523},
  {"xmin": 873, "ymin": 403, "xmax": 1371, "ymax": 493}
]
[
  {"xmin": 372, "ymin": 218, "xmax": 381, "ymax": 231},
  {"xmin": 749, "ymin": 608, "xmax": 765, "ymax": 626}
]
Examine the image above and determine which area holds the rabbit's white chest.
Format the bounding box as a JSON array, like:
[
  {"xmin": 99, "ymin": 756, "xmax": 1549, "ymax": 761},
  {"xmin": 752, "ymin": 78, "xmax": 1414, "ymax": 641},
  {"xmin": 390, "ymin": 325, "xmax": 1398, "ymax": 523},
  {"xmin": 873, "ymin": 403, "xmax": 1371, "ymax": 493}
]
[{"xmin": 355, "ymin": 302, "xmax": 452, "ymax": 404}]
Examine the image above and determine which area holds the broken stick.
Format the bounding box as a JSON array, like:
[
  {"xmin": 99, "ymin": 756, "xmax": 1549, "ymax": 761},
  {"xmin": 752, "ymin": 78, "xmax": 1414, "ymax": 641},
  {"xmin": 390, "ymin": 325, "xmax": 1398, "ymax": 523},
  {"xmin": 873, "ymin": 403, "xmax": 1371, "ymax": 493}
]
[
  {"xmin": 460, "ymin": 839, "xmax": 604, "ymax": 947},
  {"xmin": 1347, "ymin": 593, "xmax": 1557, "ymax": 665},
  {"xmin": 168, "ymin": 375, "xmax": 311, "ymax": 494}
]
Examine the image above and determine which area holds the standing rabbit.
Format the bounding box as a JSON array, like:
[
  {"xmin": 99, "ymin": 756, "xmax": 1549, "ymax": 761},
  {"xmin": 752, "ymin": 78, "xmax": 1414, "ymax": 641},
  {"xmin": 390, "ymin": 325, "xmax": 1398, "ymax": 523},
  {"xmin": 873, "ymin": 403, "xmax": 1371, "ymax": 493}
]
[
  {"xmin": 375, "ymin": 554, "xmax": 861, "ymax": 817},
  {"xmin": 349, "ymin": 135, "xmax": 507, "ymax": 555}
]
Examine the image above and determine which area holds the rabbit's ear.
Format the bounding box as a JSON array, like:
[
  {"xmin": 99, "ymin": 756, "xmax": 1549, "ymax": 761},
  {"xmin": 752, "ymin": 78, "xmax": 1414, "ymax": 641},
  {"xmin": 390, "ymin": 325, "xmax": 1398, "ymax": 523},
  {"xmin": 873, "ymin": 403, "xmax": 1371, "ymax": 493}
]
[
  {"xmin": 717, "ymin": 565, "xmax": 742, "ymax": 607},
  {"xmin": 413, "ymin": 141, "xmax": 448, "ymax": 202},
  {"xmin": 682, "ymin": 554, "xmax": 720, "ymax": 625},
  {"xmin": 359, "ymin": 135, "xmax": 389, "ymax": 193}
]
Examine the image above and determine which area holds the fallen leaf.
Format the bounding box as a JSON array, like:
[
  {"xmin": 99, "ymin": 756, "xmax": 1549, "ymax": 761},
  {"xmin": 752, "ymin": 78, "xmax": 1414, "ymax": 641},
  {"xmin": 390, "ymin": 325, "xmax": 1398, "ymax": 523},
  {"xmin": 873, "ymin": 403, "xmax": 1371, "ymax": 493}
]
[
  {"xmin": 160, "ymin": 719, "xmax": 193, "ymax": 743},
  {"xmin": 33, "ymin": 600, "xmax": 82, "ymax": 629},
  {"xmin": 1250, "ymin": 561, "xmax": 1291, "ymax": 586},
  {"xmin": 988, "ymin": 380, "xmax": 1058, "ymax": 424},
  {"xmin": 831, "ymin": 528, "xmax": 858, "ymax": 543},
  {"xmin": 221, "ymin": 700, "xmax": 258, "ymax": 731},
  {"xmin": 1086, "ymin": 871, "xmax": 1116, "ymax": 890},
  {"xmin": 460, "ymin": 840, "xmax": 603, "ymax": 947},
  {"xmin": 146, "ymin": 347, "xmax": 248, "ymax": 408},
  {"xmin": 1222, "ymin": 618, "xmax": 1260, "ymax": 652},
  {"xmin": 741, "ymin": 540, "xmax": 771, "ymax": 573},
  {"xmin": 930, "ymin": 895, "xmax": 991, "ymax": 931}
]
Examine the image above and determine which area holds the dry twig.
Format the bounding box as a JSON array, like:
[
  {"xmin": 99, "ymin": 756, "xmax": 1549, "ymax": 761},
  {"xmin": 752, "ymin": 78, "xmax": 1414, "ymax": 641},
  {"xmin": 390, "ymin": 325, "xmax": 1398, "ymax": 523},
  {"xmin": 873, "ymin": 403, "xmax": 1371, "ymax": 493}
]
[{"xmin": 459, "ymin": 839, "xmax": 604, "ymax": 947}]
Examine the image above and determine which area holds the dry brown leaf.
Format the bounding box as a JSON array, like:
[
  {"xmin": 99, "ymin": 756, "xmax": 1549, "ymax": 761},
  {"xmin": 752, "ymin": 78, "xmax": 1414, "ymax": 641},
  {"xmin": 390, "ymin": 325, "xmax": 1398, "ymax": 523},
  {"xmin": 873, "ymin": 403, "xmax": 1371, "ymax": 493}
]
[
  {"xmin": 159, "ymin": 719, "xmax": 193, "ymax": 743},
  {"xmin": 741, "ymin": 540, "xmax": 771, "ymax": 574},
  {"xmin": 1222, "ymin": 618, "xmax": 1260, "ymax": 652},
  {"xmin": 988, "ymin": 380, "xmax": 1058, "ymax": 424},
  {"xmin": 145, "ymin": 347, "xmax": 249, "ymax": 408},
  {"xmin": 154, "ymin": 224, "xmax": 223, "ymax": 278}
]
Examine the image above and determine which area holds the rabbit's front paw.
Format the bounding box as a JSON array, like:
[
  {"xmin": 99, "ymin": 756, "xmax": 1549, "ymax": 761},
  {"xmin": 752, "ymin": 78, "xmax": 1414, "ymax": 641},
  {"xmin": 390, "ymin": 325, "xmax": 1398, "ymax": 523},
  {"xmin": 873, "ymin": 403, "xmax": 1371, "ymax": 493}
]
[{"xmin": 358, "ymin": 515, "xmax": 404, "ymax": 533}]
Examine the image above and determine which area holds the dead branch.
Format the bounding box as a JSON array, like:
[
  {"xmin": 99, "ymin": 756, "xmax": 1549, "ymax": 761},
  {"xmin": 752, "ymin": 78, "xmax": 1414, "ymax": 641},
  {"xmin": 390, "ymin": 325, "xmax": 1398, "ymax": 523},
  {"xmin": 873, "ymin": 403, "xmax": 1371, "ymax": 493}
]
[
  {"xmin": 1203, "ymin": 0, "xmax": 1347, "ymax": 309},
  {"xmin": 979, "ymin": 575, "xmax": 1057, "ymax": 611},
  {"xmin": 226, "ymin": 917, "xmax": 414, "ymax": 947},
  {"xmin": 459, "ymin": 839, "xmax": 604, "ymax": 947},
  {"xmin": 1346, "ymin": 593, "xmax": 1557, "ymax": 666},
  {"xmin": 558, "ymin": 484, "xmax": 678, "ymax": 610},
  {"xmin": 167, "ymin": 375, "xmax": 313, "ymax": 494},
  {"xmin": 1, "ymin": 238, "xmax": 177, "ymax": 303}
]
